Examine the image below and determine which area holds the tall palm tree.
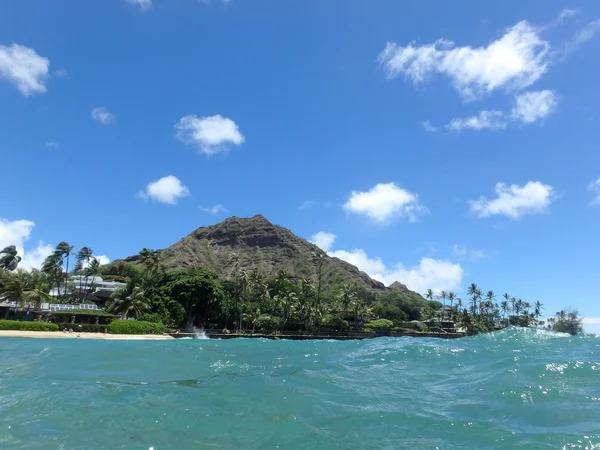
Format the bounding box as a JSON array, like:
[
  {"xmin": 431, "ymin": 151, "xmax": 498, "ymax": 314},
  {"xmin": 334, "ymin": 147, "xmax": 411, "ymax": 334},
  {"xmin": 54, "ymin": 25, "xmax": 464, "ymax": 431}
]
[
  {"xmin": 83, "ymin": 257, "xmax": 101, "ymax": 301},
  {"xmin": 438, "ymin": 290, "xmax": 447, "ymax": 322},
  {"xmin": 54, "ymin": 242, "xmax": 74, "ymax": 295},
  {"xmin": 534, "ymin": 301, "xmax": 543, "ymax": 322},
  {"xmin": 425, "ymin": 289, "xmax": 434, "ymax": 301},
  {"xmin": 107, "ymin": 278, "xmax": 149, "ymax": 319},
  {"xmin": 447, "ymin": 292, "xmax": 456, "ymax": 321},
  {"xmin": 500, "ymin": 300, "xmax": 509, "ymax": 323},
  {"xmin": 76, "ymin": 247, "xmax": 94, "ymax": 294},
  {"xmin": 311, "ymin": 250, "xmax": 325, "ymax": 328},
  {"xmin": 467, "ymin": 283, "xmax": 479, "ymax": 315},
  {"xmin": 42, "ymin": 253, "xmax": 63, "ymax": 296},
  {"xmin": 338, "ymin": 284, "xmax": 356, "ymax": 323},
  {"xmin": 0, "ymin": 245, "xmax": 21, "ymax": 271}
]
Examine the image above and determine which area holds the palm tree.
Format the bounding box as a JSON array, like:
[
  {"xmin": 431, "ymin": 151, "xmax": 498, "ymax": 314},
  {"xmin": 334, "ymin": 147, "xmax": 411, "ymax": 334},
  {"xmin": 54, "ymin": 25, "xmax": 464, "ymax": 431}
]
[
  {"xmin": 467, "ymin": 283, "xmax": 479, "ymax": 315},
  {"xmin": 42, "ymin": 253, "xmax": 63, "ymax": 296},
  {"xmin": 311, "ymin": 250, "xmax": 325, "ymax": 329},
  {"xmin": 139, "ymin": 248, "xmax": 161, "ymax": 277},
  {"xmin": 0, "ymin": 245, "xmax": 21, "ymax": 271},
  {"xmin": 338, "ymin": 284, "xmax": 356, "ymax": 323},
  {"xmin": 500, "ymin": 300, "xmax": 509, "ymax": 323},
  {"xmin": 534, "ymin": 301, "xmax": 543, "ymax": 322},
  {"xmin": 76, "ymin": 246, "xmax": 93, "ymax": 294},
  {"xmin": 107, "ymin": 278, "xmax": 149, "ymax": 319},
  {"xmin": 83, "ymin": 257, "xmax": 101, "ymax": 301},
  {"xmin": 0, "ymin": 269, "xmax": 50, "ymax": 308},
  {"xmin": 425, "ymin": 289, "xmax": 434, "ymax": 301},
  {"xmin": 54, "ymin": 242, "xmax": 74, "ymax": 296},
  {"xmin": 438, "ymin": 290, "xmax": 447, "ymax": 322},
  {"xmin": 447, "ymin": 292, "xmax": 456, "ymax": 321}
]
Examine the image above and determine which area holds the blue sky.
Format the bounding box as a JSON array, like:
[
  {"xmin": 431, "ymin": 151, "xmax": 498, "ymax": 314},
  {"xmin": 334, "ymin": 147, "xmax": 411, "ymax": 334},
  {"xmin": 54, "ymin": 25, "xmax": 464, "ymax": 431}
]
[{"xmin": 1, "ymin": 0, "xmax": 599, "ymax": 330}]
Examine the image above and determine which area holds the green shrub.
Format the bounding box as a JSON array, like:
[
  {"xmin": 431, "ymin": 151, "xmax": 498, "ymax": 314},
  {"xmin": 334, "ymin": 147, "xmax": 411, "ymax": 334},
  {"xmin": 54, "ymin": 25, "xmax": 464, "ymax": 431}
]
[
  {"xmin": 255, "ymin": 315, "xmax": 281, "ymax": 333},
  {"xmin": 108, "ymin": 320, "xmax": 165, "ymax": 335},
  {"xmin": 56, "ymin": 323, "xmax": 108, "ymax": 333},
  {"xmin": 0, "ymin": 320, "xmax": 59, "ymax": 332},
  {"xmin": 362, "ymin": 319, "xmax": 394, "ymax": 333},
  {"xmin": 139, "ymin": 313, "xmax": 164, "ymax": 324},
  {"xmin": 321, "ymin": 314, "xmax": 350, "ymax": 331}
]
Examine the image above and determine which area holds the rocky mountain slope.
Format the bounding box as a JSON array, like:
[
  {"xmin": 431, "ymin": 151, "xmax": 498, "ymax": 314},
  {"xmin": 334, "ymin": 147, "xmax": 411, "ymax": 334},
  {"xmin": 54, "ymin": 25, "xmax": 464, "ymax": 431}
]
[{"xmin": 125, "ymin": 215, "xmax": 422, "ymax": 297}]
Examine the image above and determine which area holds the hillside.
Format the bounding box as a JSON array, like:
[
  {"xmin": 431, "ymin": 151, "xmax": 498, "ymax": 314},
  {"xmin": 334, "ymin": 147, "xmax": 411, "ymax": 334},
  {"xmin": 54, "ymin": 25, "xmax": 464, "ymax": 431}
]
[{"xmin": 124, "ymin": 215, "xmax": 422, "ymax": 298}]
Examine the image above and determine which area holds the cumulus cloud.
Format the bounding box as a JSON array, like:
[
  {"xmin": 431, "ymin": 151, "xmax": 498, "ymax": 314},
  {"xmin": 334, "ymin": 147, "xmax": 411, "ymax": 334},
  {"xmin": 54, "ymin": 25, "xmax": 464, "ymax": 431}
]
[
  {"xmin": 175, "ymin": 114, "xmax": 245, "ymax": 155},
  {"xmin": 310, "ymin": 232, "xmax": 337, "ymax": 252},
  {"xmin": 0, "ymin": 43, "xmax": 50, "ymax": 96},
  {"xmin": 588, "ymin": 177, "xmax": 600, "ymax": 206},
  {"xmin": 451, "ymin": 244, "xmax": 486, "ymax": 261},
  {"xmin": 310, "ymin": 231, "xmax": 463, "ymax": 293},
  {"xmin": 379, "ymin": 21, "xmax": 550, "ymax": 101},
  {"xmin": 446, "ymin": 90, "xmax": 557, "ymax": 131},
  {"xmin": 81, "ymin": 255, "xmax": 111, "ymax": 269},
  {"xmin": 470, "ymin": 181, "xmax": 556, "ymax": 219},
  {"xmin": 201, "ymin": 204, "xmax": 229, "ymax": 215},
  {"xmin": 511, "ymin": 90, "xmax": 557, "ymax": 123},
  {"xmin": 126, "ymin": 0, "xmax": 152, "ymax": 11},
  {"xmin": 0, "ymin": 219, "xmax": 53, "ymax": 270},
  {"xmin": 91, "ymin": 107, "xmax": 115, "ymax": 125},
  {"xmin": 137, "ymin": 175, "xmax": 190, "ymax": 205},
  {"xmin": 343, "ymin": 182, "xmax": 428, "ymax": 223},
  {"xmin": 331, "ymin": 248, "xmax": 463, "ymax": 294}
]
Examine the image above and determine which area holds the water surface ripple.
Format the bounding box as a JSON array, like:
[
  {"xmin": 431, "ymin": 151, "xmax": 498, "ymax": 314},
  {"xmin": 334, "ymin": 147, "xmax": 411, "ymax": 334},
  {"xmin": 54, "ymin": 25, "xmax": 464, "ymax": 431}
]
[{"xmin": 0, "ymin": 328, "xmax": 598, "ymax": 449}]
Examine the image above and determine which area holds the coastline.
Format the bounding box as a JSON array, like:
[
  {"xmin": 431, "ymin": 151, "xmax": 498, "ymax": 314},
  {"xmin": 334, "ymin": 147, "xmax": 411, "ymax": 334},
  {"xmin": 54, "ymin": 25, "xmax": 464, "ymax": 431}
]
[{"xmin": 0, "ymin": 330, "xmax": 174, "ymax": 340}]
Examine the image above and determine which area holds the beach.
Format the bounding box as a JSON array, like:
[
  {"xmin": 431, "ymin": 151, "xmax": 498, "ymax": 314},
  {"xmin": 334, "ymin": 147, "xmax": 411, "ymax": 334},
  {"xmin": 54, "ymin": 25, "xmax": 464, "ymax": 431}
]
[{"xmin": 0, "ymin": 330, "xmax": 173, "ymax": 340}]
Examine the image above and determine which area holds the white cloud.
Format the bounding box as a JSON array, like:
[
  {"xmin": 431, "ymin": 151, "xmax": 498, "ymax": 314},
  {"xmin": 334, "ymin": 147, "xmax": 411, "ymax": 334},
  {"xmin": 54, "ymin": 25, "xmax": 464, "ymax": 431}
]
[
  {"xmin": 588, "ymin": 178, "xmax": 600, "ymax": 206},
  {"xmin": 138, "ymin": 175, "xmax": 190, "ymax": 205},
  {"xmin": 451, "ymin": 244, "xmax": 486, "ymax": 261},
  {"xmin": 421, "ymin": 120, "xmax": 439, "ymax": 132},
  {"xmin": 561, "ymin": 19, "xmax": 600, "ymax": 57},
  {"xmin": 511, "ymin": 89, "xmax": 557, "ymax": 123},
  {"xmin": 175, "ymin": 114, "xmax": 245, "ymax": 155},
  {"xmin": 446, "ymin": 90, "xmax": 557, "ymax": 131},
  {"xmin": 91, "ymin": 107, "xmax": 115, "ymax": 125},
  {"xmin": 0, "ymin": 43, "xmax": 50, "ymax": 96},
  {"xmin": 201, "ymin": 204, "xmax": 229, "ymax": 215},
  {"xmin": 330, "ymin": 247, "xmax": 463, "ymax": 294},
  {"xmin": 0, "ymin": 218, "xmax": 53, "ymax": 270},
  {"xmin": 343, "ymin": 182, "xmax": 427, "ymax": 223},
  {"xmin": 310, "ymin": 232, "xmax": 337, "ymax": 252},
  {"xmin": 45, "ymin": 141, "xmax": 59, "ymax": 149},
  {"xmin": 470, "ymin": 181, "xmax": 556, "ymax": 219},
  {"xmin": 81, "ymin": 255, "xmax": 111, "ymax": 269},
  {"xmin": 447, "ymin": 110, "xmax": 507, "ymax": 131},
  {"xmin": 126, "ymin": 0, "xmax": 152, "ymax": 11},
  {"xmin": 379, "ymin": 21, "xmax": 550, "ymax": 100}
]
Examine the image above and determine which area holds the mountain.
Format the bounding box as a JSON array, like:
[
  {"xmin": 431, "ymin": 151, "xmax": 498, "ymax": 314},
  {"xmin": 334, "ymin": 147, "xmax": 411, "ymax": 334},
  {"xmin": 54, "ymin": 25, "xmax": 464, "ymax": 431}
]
[{"xmin": 125, "ymin": 215, "xmax": 421, "ymax": 297}]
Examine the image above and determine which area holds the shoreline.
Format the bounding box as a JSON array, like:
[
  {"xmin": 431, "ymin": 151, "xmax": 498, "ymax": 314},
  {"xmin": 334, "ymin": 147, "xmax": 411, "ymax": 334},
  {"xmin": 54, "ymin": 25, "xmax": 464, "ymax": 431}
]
[{"xmin": 0, "ymin": 330, "xmax": 174, "ymax": 340}]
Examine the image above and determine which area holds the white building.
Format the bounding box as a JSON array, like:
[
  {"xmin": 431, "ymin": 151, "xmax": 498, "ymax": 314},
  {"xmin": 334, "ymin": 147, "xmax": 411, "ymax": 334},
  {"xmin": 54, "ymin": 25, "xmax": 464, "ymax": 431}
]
[{"xmin": 49, "ymin": 276, "xmax": 126, "ymax": 298}]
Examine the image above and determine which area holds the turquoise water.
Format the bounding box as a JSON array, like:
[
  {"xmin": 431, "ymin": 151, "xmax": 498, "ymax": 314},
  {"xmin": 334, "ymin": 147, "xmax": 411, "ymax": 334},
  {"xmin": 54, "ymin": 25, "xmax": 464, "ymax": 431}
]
[{"xmin": 0, "ymin": 328, "xmax": 599, "ymax": 449}]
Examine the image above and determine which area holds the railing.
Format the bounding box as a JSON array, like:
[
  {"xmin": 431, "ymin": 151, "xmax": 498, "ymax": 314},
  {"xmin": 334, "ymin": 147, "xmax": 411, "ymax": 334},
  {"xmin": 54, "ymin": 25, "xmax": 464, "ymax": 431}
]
[{"xmin": 5, "ymin": 302, "xmax": 103, "ymax": 312}]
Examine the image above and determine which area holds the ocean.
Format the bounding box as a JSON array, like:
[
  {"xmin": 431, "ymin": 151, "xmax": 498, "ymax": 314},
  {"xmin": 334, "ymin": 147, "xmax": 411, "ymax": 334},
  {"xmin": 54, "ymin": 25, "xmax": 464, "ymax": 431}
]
[{"xmin": 0, "ymin": 328, "xmax": 598, "ymax": 449}]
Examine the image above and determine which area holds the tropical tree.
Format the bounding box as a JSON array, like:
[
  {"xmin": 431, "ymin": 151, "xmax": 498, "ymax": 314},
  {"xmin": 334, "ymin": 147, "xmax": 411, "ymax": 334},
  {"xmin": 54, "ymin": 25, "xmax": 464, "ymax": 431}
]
[
  {"xmin": 54, "ymin": 242, "xmax": 74, "ymax": 290},
  {"xmin": 311, "ymin": 250, "xmax": 325, "ymax": 328},
  {"xmin": 438, "ymin": 290, "xmax": 447, "ymax": 322},
  {"xmin": 228, "ymin": 252, "xmax": 241, "ymax": 332},
  {"xmin": 547, "ymin": 309, "xmax": 583, "ymax": 335},
  {"xmin": 107, "ymin": 278, "xmax": 149, "ymax": 319},
  {"xmin": 0, "ymin": 245, "xmax": 21, "ymax": 271},
  {"xmin": 76, "ymin": 246, "xmax": 94, "ymax": 294},
  {"xmin": 42, "ymin": 253, "xmax": 63, "ymax": 296},
  {"xmin": 0, "ymin": 269, "xmax": 50, "ymax": 308},
  {"xmin": 83, "ymin": 257, "xmax": 101, "ymax": 301},
  {"xmin": 467, "ymin": 283, "xmax": 480, "ymax": 315}
]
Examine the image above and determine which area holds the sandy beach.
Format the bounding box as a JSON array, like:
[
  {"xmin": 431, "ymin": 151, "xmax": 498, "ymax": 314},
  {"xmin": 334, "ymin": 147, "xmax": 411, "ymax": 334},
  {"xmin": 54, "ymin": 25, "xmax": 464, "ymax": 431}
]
[{"xmin": 0, "ymin": 330, "xmax": 174, "ymax": 340}]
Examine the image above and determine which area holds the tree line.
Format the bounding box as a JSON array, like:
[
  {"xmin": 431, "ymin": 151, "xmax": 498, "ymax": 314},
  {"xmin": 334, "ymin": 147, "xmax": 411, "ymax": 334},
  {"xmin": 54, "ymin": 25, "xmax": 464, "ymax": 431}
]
[{"xmin": 0, "ymin": 244, "xmax": 583, "ymax": 335}]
